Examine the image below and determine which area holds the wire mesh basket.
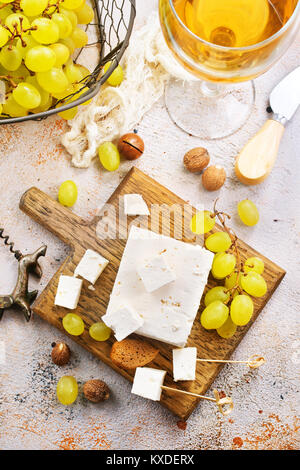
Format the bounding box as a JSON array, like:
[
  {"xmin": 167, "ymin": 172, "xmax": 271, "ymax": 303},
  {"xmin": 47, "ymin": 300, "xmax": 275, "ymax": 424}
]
[{"xmin": 0, "ymin": 0, "xmax": 136, "ymax": 125}]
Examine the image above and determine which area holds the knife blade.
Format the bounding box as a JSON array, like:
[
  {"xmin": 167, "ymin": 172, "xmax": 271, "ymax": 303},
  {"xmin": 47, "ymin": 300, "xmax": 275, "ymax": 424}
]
[
  {"xmin": 270, "ymin": 65, "xmax": 300, "ymax": 123},
  {"xmin": 235, "ymin": 66, "xmax": 300, "ymax": 185}
]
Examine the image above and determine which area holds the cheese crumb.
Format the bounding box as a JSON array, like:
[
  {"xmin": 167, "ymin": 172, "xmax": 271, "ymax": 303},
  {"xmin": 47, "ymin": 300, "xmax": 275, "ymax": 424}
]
[
  {"xmin": 55, "ymin": 275, "xmax": 83, "ymax": 310},
  {"xmin": 75, "ymin": 249, "xmax": 109, "ymax": 285},
  {"xmin": 102, "ymin": 305, "xmax": 144, "ymax": 342},
  {"xmin": 131, "ymin": 367, "xmax": 166, "ymax": 401}
]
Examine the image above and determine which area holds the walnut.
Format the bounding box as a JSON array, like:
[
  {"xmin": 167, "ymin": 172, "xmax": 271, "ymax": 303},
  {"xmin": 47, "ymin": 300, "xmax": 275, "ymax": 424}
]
[
  {"xmin": 202, "ymin": 165, "xmax": 226, "ymax": 191},
  {"xmin": 184, "ymin": 147, "xmax": 210, "ymax": 173},
  {"xmin": 83, "ymin": 379, "xmax": 110, "ymax": 403}
]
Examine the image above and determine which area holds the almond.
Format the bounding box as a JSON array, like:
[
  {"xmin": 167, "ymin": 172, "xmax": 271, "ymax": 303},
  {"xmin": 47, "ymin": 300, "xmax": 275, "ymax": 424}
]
[
  {"xmin": 184, "ymin": 147, "xmax": 210, "ymax": 173},
  {"xmin": 202, "ymin": 165, "xmax": 226, "ymax": 191}
]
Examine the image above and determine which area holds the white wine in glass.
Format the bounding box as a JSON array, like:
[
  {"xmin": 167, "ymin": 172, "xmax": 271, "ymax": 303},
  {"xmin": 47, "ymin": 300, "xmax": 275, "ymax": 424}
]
[{"xmin": 159, "ymin": 0, "xmax": 300, "ymax": 139}]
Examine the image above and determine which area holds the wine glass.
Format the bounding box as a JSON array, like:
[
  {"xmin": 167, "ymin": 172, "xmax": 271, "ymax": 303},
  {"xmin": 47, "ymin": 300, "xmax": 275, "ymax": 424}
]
[{"xmin": 159, "ymin": 0, "xmax": 300, "ymax": 139}]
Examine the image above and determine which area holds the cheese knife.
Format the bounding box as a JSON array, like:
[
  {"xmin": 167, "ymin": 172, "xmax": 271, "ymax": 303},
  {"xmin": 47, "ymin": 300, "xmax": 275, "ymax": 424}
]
[{"xmin": 235, "ymin": 66, "xmax": 300, "ymax": 185}]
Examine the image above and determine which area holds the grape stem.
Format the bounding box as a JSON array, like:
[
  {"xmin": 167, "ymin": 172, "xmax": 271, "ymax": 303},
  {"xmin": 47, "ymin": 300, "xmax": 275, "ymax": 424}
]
[
  {"xmin": 0, "ymin": 75, "xmax": 18, "ymax": 89},
  {"xmin": 212, "ymin": 199, "xmax": 243, "ymax": 299}
]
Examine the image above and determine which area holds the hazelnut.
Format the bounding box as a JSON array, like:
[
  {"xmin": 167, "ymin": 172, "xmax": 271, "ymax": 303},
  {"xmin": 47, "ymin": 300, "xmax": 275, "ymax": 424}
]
[
  {"xmin": 51, "ymin": 341, "xmax": 70, "ymax": 366},
  {"xmin": 83, "ymin": 379, "xmax": 110, "ymax": 403},
  {"xmin": 118, "ymin": 133, "xmax": 144, "ymax": 160},
  {"xmin": 202, "ymin": 165, "xmax": 226, "ymax": 191},
  {"xmin": 184, "ymin": 147, "xmax": 210, "ymax": 173}
]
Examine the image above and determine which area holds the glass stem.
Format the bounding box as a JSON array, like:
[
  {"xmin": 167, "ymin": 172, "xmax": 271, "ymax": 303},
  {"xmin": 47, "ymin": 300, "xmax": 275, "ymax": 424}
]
[{"xmin": 200, "ymin": 81, "xmax": 223, "ymax": 98}]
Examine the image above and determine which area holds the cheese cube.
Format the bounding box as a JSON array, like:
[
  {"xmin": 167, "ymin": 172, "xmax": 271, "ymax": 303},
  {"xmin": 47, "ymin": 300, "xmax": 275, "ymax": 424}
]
[
  {"xmin": 55, "ymin": 275, "xmax": 83, "ymax": 310},
  {"xmin": 173, "ymin": 347, "xmax": 197, "ymax": 381},
  {"xmin": 124, "ymin": 194, "xmax": 150, "ymax": 216},
  {"xmin": 137, "ymin": 254, "xmax": 176, "ymax": 293},
  {"xmin": 74, "ymin": 249, "xmax": 109, "ymax": 284},
  {"xmin": 106, "ymin": 226, "xmax": 214, "ymax": 347},
  {"xmin": 102, "ymin": 305, "xmax": 144, "ymax": 342},
  {"xmin": 131, "ymin": 367, "xmax": 166, "ymax": 401}
]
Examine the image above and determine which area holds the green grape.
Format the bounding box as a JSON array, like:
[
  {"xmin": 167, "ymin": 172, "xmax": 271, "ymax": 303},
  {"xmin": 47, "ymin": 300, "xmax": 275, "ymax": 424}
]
[
  {"xmin": 241, "ymin": 272, "xmax": 267, "ymax": 298},
  {"xmin": 205, "ymin": 231, "xmax": 232, "ymax": 253},
  {"xmin": 98, "ymin": 142, "xmax": 120, "ymax": 172},
  {"xmin": 9, "ymin": 64, "xmax": 30, "ymax": 84},
  {"xmin": 63, "ymin": 313, "xmax": 84, "ymax": 335},
  {"xmin": 59, "ymin": 37, "xmax": 76, "ymax": 54},
  {"xmin": 0, "ymin": 45, "xmax": 22, "ymax": 71},
  {"xmin": 31, "ymin": 18, "xmax": 60, "ymax": 44},
  {"xmin": 211, "ymin": 252, "xmax": 236, "ymax": 279},
  {"xmin": 57, "ymin": 376, "xmax": 78, "ymax": 405},
  {"xmin": 230, "ymin": 294, "xmax": 254, "ymax": 326},
  {"xmin": 26, "ymin": 75, "xmax": 49, "ymax": 107},
  {"xmin": 190, "ymin": 210, "xmax": 215, "ymax": 235},
  {"xmin": 73, "ymin": 84, "xmax": 92, "ymax": 105},
  {"xmin": 244, "ymin": 257, "xmax": 264, "ymax": 274},
  {"xmin": 76, "ymin": 64, "xmax": 90, "ymax": 80},
  {"xmin": 60, "ymin": 8, "xmax": 78, "ymax": 29},
  {"xmin": 25, "ymin": 45, "xmax": 56, "ymax": 72},
  {"xmin": 13, "ymin": 82, "xmax": 41, "ymax": 109},
  {"xmin": 37, "ymin": 67, "xmax": 68, "ymax": 93},
  {"xmin": 16, "ymin": 35, "xmax": 39, "ymax": 58},
  {"xmin": 5, "ymin": 13, "xmax": 30, "ymax": 34},
  {"xmin": 0, "ymin": 5, "xmax": 12, "ymax": 23},
  {"xmin": 238, "ymin": 199, "xmax": 259, "ymax": 226},
  {"xmin": 0, "ymin": 25, "xmax": 9, "ymax": 47},
  {"xmin": 52, "ymin": 12, "xmax": 73, "ymax": 39},
  {"xmin": 89, "ymin": 322, "xmax": 111, "ymax": 341},
  {"xmin": 50, "ymin": 42, "xmax": 70, "ymax": 66},
  {"xmin": 225, "ymin": 272, "xmax": 242, "ymax": 289},
  {"xmin": 75, "ymin": 3, "xmax": 94, "ymax": 24},
  {"xmin": 64, "ymin": 59, "xmax": 84, "ymax": 83},
  {"xmin": 103, "ymin": 61, "xmax": 124, "ymax": 87},
  {"xmin": 32, "ymin": 95, "xmax": 53, "ymax": 113},
  {"xmin": 204, "ymin": 286, "xmax": 230, "ymax": 307},
  {"xmin": 200, "ymin": 300, "xmax": 229, "ymax": 330},
  {"xmin": 20, "ymin": 0, "xmax": 48, "ymax": 16},
  {"xmin": 58, "ymin": 180, "xmax": 78, "ymax": 207},
  {"xmin": 2, "ymin": 94, "xmax": 28, "ymax": 117},
  {"xmin": 52, "ymin": 84, "xmax": 74, "ymax": 100},
  {"xmin": 61, "ymin": 0, "xmax": 84, "ymax": 10},
  {"xmin": 57, "ymin": 103, "xmax": 78, "ymax": 120},
  {"xmin": 71, "ymin": 27, "xmax": 88, "ymax": 48},
  {"xmin": 217, "ymin": 317, "xmax": 237, "ymax": 339},
  {"xmin": 0, "ymin": 103, "xmax": 2, "ymax": 115}
]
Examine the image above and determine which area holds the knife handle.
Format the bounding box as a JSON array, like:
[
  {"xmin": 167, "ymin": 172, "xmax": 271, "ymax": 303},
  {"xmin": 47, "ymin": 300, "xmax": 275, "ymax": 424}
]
[{"xmin": 235, "ymin": 119, "xmax": 285, "ymax": 185}]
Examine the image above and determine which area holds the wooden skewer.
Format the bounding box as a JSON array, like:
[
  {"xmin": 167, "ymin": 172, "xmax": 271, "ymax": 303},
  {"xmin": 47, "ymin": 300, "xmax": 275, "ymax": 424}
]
[
  {"xmin": 161, "ymin": 386, "xmax": 234, "ymax": 416},
  {"xmin": 162, "ymin": 385, "xmax": 216, "ymax": 402},
  {"xmin": 197, "ymin": 354, "xmax": 266, "ymax": 369}
]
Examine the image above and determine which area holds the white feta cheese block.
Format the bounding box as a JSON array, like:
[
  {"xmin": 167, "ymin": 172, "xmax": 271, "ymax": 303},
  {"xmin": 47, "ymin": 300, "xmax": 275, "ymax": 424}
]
[
  {"xmin": 137, "ymin": 254, "xmax": 176, "ymax": 293},
  {"xmin": 173, "ymin": 347, "xmax": 197, "ymax": 381},
  {"xmin": 74, "ymin": 249, "xmax": 109, "ymax": 284},
  {"xmin": 106, "ymin": 226, "xmax": 214, "ymax": 347},
  {"xmin": 102, "ymin": 305, "xmax": 144, "ymax": 342},
  {"xmin": 55, "ymin": 275, "xmax": 83, "ymax": 310},
  {"xmin": 131, "ymin": 367, "xmax": 166, "ymax": 401},
  {"xmin": 124, "ymin": 194, "xmax": 150, "ymax": 216}
]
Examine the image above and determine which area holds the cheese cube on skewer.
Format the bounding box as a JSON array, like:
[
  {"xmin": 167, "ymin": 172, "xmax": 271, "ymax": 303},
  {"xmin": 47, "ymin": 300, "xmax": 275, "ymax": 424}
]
[
  {"xmin": 131, "ymin": 367, "xmax": 166, "ymax": 401},
  {"xmin": 102, "ymin": 305, "xmax": 144, "ymax": 342},
  {"xmin": 173, "ymin": 347, "xmax": 197, "ymax": 381},
  {"xmin": 55, "ymin": 275, "xmax": 83, "ymax": 310},
  {"xmin": 137, "ymin": 254, "xmax": 176, "ymax": 293},
  {"xmin": 124, "ymin": 194, "xmax": 150, "ymax": 216},
  {"xmin": 75, "ymin": 249, "xmax": 109, "ymax": 284}
]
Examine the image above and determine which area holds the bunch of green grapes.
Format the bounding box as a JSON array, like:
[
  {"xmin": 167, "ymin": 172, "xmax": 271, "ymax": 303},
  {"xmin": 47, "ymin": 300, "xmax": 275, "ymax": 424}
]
[
  {"xmin": 0, "ymin": 0, "xmax": 97, "ymax": 119},
  {"xmin": 190, "ymin": 200, "xmax": 267, "ymax": 339}
]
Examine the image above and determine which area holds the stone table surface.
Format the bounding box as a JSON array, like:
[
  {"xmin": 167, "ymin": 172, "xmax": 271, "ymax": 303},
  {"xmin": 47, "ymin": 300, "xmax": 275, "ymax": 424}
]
[{"xmin": 0, "ymin": 0, "xmax": 299, "ymax": 451}]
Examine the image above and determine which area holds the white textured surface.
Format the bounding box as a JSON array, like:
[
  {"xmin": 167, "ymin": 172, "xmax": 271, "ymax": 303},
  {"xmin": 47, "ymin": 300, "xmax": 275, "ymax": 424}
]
[{"xmin": 0, "ymin": 0, "xmax": 299, "ymax": 450}]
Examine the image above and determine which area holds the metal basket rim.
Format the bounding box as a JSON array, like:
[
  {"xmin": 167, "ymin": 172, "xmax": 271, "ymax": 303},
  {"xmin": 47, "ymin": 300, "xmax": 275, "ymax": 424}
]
[{"xmin": 0, "ymin": 0, "xmax": 136, "ymax": 125}]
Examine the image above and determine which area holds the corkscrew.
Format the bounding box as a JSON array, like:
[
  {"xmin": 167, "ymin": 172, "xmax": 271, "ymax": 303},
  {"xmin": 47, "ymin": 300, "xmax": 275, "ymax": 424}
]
[{"xmin": 0, "ymin": 228, "xmax": 47, "ymax": 322}]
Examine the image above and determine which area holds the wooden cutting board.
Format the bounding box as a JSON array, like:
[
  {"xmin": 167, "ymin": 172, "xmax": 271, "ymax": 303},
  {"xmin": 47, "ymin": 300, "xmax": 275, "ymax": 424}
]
[{"xmin": 20, "ymin": 167, "xmax": 285, "ymax": 420}]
